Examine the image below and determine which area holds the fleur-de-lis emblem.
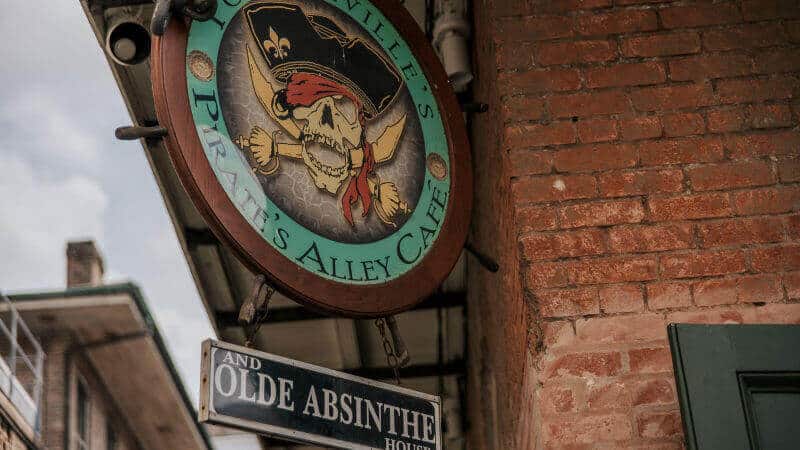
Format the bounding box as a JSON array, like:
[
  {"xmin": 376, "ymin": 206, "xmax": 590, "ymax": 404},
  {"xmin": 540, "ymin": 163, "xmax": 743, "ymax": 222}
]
[{"xmin": 263, "ymin": 27, "xmax": 290, "ymax": 62}]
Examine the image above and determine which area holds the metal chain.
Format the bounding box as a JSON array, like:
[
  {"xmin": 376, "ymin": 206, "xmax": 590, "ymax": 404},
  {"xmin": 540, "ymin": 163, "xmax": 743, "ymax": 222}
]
[
  {"xmin": 374, "ymin": 318, "xmax": 402, "ymax": 385},
  {"xmin": 245, "ymin": 284, "xmax": 274, "ymax": 347}
]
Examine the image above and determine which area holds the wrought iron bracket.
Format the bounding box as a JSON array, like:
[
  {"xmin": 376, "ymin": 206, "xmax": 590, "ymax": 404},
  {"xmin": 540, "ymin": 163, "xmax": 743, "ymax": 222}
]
[
  {"xmin": 385, "ymin": 316, "xmax": 410, "ymax": 367},
  {"xmin": 151, "ymin": 0, "xmax": 218, "ymax": 36},
  {"xmin": 464, "ymin": 241, "xmax": 500, "ymax": 272},
  {"xmin": 239, "ymin": 274, "xmax": 274, "ymax": 325},
  {"xmin": 115, "ymin": 125, "xmax": 168, "ymax": 140}
]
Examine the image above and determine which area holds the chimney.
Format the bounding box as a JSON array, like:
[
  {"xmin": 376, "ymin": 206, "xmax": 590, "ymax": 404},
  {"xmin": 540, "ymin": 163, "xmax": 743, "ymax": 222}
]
[{"xmin": 66, "ymin": 241, "xmax": 105, "ymax": 288}]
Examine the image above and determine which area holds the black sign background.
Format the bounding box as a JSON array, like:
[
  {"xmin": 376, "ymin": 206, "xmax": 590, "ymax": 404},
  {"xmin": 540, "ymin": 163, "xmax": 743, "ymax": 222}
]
[{"xmin": 200, "ymin": 340, "xmax": 442, "ymax": 450}]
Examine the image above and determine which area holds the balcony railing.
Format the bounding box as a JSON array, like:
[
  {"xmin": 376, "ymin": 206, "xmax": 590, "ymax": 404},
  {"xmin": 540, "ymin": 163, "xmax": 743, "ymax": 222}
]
[{"xmin": 0, "ymin": 292, "xmax": 44, "ymax": 435}]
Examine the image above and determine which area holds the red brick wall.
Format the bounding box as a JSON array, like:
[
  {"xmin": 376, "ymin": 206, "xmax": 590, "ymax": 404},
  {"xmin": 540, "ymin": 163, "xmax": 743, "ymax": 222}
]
[{"xmin": 467, "ymin": 0, "xmax": 800, "ymax": 448}]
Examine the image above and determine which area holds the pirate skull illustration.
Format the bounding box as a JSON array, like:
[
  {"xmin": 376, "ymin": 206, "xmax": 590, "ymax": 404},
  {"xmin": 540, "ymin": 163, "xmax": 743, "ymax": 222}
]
[{"xmin": 234, "ymin": 2, "xmax": 411, "ymax": 228}]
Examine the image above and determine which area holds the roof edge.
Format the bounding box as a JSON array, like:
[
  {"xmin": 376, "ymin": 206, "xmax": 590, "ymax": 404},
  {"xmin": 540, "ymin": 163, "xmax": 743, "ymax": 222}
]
[{"xmin": 10, "ymin": 282, "xmax": 214, "ymax": 450}]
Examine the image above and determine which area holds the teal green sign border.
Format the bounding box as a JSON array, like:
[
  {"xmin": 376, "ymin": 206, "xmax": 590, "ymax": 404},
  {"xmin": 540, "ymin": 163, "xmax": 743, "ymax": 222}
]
[{"xmin": 186, "ymin": 0, "xmax": 451, "ymax": 285}]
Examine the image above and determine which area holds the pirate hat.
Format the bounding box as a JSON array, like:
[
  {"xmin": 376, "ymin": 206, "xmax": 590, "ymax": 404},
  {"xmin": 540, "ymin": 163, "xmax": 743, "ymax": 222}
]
[{"xmin": 244, "ymin": 1, "xmax": 402, "ymax": 117}]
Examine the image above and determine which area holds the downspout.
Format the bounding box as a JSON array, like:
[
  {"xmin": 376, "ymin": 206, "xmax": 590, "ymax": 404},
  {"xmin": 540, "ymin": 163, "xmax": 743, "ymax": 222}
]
[
  {"xmin": 432, "ymin": 0, "xmax": 471, "ymax": 448},
  {"xmin": 432, "ymin": 0, "xmax": 473, "ymax": 93}
]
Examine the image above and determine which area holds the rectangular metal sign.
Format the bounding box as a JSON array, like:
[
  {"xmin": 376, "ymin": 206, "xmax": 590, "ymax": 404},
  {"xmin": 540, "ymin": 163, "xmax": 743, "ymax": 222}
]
[{"xmin": 199, "ymin": 340, "xmax": 442, "ymax": 450}]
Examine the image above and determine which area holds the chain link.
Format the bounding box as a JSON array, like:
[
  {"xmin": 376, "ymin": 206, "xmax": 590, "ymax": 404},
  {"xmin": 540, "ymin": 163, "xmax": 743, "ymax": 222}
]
[{"xmin": 374, "ymin": 318, "xmax": 402, "ymax": 385}]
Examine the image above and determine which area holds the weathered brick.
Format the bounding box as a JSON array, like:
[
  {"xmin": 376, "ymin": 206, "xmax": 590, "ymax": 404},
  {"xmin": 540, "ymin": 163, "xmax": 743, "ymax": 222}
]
[
  {"xmin": 495, "ymin": 16, "xmax": 574, "ymax": 43},
  {"xmin": 545, "ymin": 352, "xmax": 623, "ymax": 378},
  {"xmin": 789, "ymin": 214, "xmax": 800, "ymax": 239},
  {"xmin": 633, "ymin": 378, "xmax": 674, "ymax": 406},
  {"xmin": 639, "ymin": 137, "xmax": 725, "ymax": 166},
  {"xmin": 693, "ymin": 277, "xmax": 738, "ymax": 306},
  {"xmin": 738, "ymin": 273, "xmax": 783, "ymax": 303},
  {"xmin": 754, "ymin": 49, "xmax": 800, "ymax": 75},
  {"xmin": 784, "ymin": 271, "xmax": 800, "ymax": 299},
  {"xmin": 502, "ymin": 96, "xmax": 546, "ymax": 123},
  {"xmin": 742, "ymin": 0, "xmax": 800, "ymax": 21},
  {"xmin": 636, "ymin": 410, "xmax": 682, "ymax": 439},
  {"xmin": 509, "ymin": 150, "xmax": 552, "ymax": 177},
  {"xmin": 535, "ymin": 0, "xmax": 612, "ymax": 13},
  {"xmin": 732, "ymin": 186, "xmax": 800, "ymax": 215},
  {"xmin": 599, "ymin": 284, "xmax": 644, "ymax": 313},
  {"xmin": 621, "ymin": 32, "xmax": 700, "ymax": 57},
  {"xmin": 716, "ymin": 76, "xmax": 797, "ymax": 104},
  {"xmin": 539, "ymin": 384, "xmax": 576, "ymax": 414},
  {"xmin": 687, "ymin": 161, "xmax": 775, "ymax": 191},
  {"xmin": 576, "ymin": 9, "xmax": 658, "ymax": 36},
  {"xmin": 749, "ymin": 104, "xmax": 794, "ymax": 129},
  {"xmin": 629, "ymin": 347, "xmax": 673, "ymax": 374},
  {"xmin": 662, "ymin": 112, "xmax": 705, "ymax": 137},
  {"xmin": 516, "ymin": 205, "xmax": 558, "ymax": 232},
  {"xmin": 587, "ymin": 380, "xmax": 631, "ymax": 410},
  {"xmin": 536, "ymin": 287, "xmax": 600, "ymax": 318},
  {"xmin": 496, "ymin": 42, "xmax": 536, "ymax": 71},
  {"xmin": 536, "ymin": 40, "xmax": 616, "ymax": 66},
  {"xmin": 567, "ymin": 255, "xmax": 659, "ymax": 284},
  {"xmin": 631, "ymin": 83, "xmax": 715, "ymax": 112},
  {"xmin": 619, "ymin": 116, "xmax": 662, "ymax": 141},
  {"xmin": 647, "ymin": 281, "xmax": 692, "ymax": 310},
  {"xmin": 726, "ymin": 131, "xmax": 800, "ymax": 158},
  {"xmin": 520, "ymin": 228, "xmax": 606, "ymax": 261},
  {"xmin": 559, "ymin": 199, "xmax": 645, "ymax": 228},
  {"xmin": 661, "ymin": 250, "xmax": 746, "ymax": 279},
  {"xmin": 668, "ymin": 307, "xmax": 745, "ymax": 324},
  {"xmin": 703, "ymin": 23, "xmax": 787, "ymax": 51},
  {"xmin": 541, "ymin": 320, "xmax": 576, "ymax": 349},
  {"xmin": 499, "ymin": 69, "xmax": 582, "ymax": 96},
  {"xmin": 575, "ymin": 313, "xmax": 666, "ymax": 343},
  {"xmin": 512, "ymin": 174, "xmax": 597, "ymax": 204},
  {"xmin": 670, "ymin": 54, "xmax": 753, "ymax": 81},
  {"xmin": 698, "ymin": 216, "xmax": 785, "ymax": 247},
  {"xmin": 660, "ymin": 3, "xmax": 741, "ymax": 29},
  {"xmin": 609, "ymin": 223, "xmax": 694, "ymax": 253},
  {"xmin": 789, "ymin": 20, "xmax": 800, "ymax": 43},
  {"xmin": 527, "ymin": 261, "xmax": 570, "ymax": 288},
  {"xmin": 708, "ymin": 108, "xmax": 746, "ymax": 133},
  {"xmin": 505, "ymin": 121, "xmax": 576, "ymax": 148},
  {"xmin": 554, "ymin": 143, "xmax": 638, "ymax": 172},
  {"xmin": 598, "ymin": 169, "xmax": 683, "ymax": 198},
  {"xmin": 746, "ymin": 303, "xmax": 800, "ymax": 324},
  {"xmin": 577, "ymin": 118, "xmax": 618, "ymax": 143},
  {"xmin": 648, "ymin": 193, "xmax": 731, "ymax": 220},
  {"xmin": 749, "ymin": 244, "xmax": 800, "ymax": 272},
  {"xmin": 586, "ymin": 62, "xmax": 666, "ymax": 88},
  {"xmin": 550, "ymin": 90, "xmax": 630, "ymax": 118},
  {"xmin": 778, "ymin": 157, "xmax": 800, "ymax": 183},
  {"xmin": 543, "ymin": 413, "xmax": 631, "ymax": 444}
]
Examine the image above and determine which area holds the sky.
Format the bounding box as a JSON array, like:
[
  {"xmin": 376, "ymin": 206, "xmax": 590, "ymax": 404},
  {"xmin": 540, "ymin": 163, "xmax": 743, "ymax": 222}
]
[{"xmin": 0, "ymin": 2, "xmax": 258, "ymax": 448}]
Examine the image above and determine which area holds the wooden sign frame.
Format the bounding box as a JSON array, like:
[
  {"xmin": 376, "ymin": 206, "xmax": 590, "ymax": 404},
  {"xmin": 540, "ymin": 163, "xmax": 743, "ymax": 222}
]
[
  {"xmin": 199, "ymin": 339, "xmax": 442, "ymax": 449},
  {"xmin": 151, "ymin": 0, "xmax": 472, "ymax": 317}
]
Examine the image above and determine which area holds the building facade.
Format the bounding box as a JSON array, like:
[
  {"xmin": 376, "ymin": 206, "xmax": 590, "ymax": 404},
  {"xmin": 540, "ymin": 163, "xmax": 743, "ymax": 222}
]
[
  {"xmin": 74, "ymin": 0, "xmax": 799, "ymax": 448},
  {"xmin": 9, "ymin": 241, "xmax": 213, "ymax": 450},
  {"xmin": 467, "ymin": 1, "xmax": 800, "ymax": 448}
]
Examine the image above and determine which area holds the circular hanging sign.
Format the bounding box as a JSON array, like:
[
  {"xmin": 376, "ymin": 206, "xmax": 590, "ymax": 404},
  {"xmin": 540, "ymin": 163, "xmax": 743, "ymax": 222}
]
[{"xmin": 152, "ymin": 0, "xmax": 472, "ymax": 317}]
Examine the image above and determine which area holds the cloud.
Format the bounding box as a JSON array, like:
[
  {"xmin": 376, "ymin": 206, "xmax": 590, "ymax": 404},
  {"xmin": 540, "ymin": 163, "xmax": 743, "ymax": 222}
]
[
  {"xmin": 0, "ymin": 154, "xmax": 108, "ymax": 291},
  {"xmin": 0, "ymin": 90, "xmax": 101, "ymax": 168}
]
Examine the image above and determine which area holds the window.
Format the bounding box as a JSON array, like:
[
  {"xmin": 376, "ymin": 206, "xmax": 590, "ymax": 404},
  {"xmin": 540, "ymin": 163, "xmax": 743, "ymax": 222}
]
[
  {"xmin": 106, "ymin": 422, "xmax": 117, "ymax": 450},
  {"xmin": 76, "ymin": 379, "xmax": 90, "ymax": 450}
]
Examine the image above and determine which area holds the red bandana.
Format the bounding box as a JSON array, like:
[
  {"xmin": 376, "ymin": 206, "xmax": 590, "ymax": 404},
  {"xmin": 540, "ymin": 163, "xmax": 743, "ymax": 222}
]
[{"xmin": 284, "ymin": 73, "xmax": 374, "ymax": 227}]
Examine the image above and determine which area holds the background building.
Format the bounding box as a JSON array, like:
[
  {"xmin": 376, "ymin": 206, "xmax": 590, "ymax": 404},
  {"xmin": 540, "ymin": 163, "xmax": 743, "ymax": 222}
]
[
  {"xmin": 8, "ymin": 241, "xmax": 213, "ymax": 450},
  {"xmin": 75, "ymin": 0, "xmax": 799, "ymax": 448}
]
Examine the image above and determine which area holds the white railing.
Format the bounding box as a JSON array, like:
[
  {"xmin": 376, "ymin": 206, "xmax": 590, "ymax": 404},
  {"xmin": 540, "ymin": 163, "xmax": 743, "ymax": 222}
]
[{"xmin": 0, "ymin": 292, "xmax": 44, "ymax": 435}]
